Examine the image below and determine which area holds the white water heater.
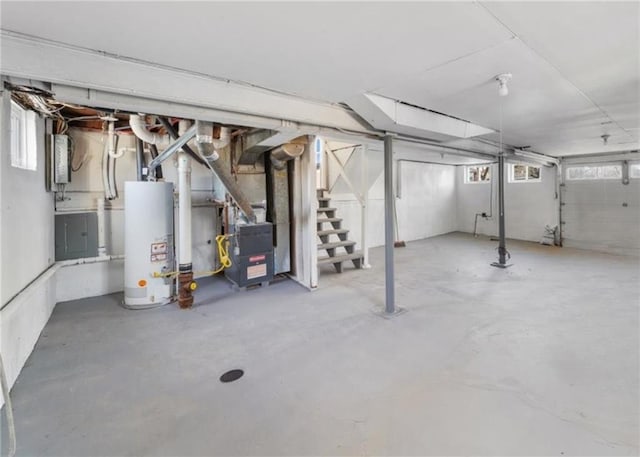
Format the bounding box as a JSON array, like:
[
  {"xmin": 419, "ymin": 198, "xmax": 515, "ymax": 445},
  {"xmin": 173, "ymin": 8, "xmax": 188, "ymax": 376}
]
[{"xmin": 124, "ymin": 181, "xmax": 175, "ymax": 308}]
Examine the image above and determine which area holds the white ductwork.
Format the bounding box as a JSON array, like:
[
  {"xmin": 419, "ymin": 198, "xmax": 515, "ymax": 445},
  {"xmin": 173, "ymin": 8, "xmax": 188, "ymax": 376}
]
[
  {"xmin": 347, "ymin": 93, "xmax": 495, "ymax": 142},
  {"xmin": 129, "ymin": 114, "xmax": 169, "ymax": 146},
  {"xmin": 270, "ymin": 142, "xmax": 305, "ymax": 169}
]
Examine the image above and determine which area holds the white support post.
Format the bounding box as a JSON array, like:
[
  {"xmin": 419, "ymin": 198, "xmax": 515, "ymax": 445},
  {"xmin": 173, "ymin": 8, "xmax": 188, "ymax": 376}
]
[
  {"xmin": 291, "ymin": 136, "xmax": 318, "ymax": 290},
  {"xmin": 360, "ymin": 145, "xmax": 370, "ymax": 268}
]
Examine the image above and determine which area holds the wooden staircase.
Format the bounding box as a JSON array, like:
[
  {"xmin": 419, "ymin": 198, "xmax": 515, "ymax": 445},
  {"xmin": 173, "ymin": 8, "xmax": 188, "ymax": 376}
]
[{"xmin": 316, "ymin": 190, "xmax": 363, "ymax": 273}]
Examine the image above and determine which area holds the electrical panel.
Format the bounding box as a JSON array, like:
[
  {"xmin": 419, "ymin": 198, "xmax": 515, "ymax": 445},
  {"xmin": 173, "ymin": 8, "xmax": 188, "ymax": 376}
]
[
  {"xmin": 52, "ymin": 134, "xmax": 71, "ymax": 184},
  {"xmin": 55, "ymin": 212, "xmax": 98, "ymax": 261}
]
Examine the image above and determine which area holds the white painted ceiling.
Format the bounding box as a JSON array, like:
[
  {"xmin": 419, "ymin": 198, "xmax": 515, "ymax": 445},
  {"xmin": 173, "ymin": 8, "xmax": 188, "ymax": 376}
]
[{"xmin": 1, "ymin": 1, "xmax": 638, "ymax": 157}]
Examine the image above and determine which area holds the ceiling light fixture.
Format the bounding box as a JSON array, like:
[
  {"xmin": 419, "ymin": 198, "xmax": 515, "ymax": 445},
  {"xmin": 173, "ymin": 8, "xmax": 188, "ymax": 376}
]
[{"xmin": 496, "ymin": 73, "xmax": 512, "ymax": 97}]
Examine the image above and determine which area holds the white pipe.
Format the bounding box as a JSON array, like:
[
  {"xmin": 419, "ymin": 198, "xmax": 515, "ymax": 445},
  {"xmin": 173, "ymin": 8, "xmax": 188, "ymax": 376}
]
[
  {"xmin": 512, "ymin": 149, "xmax": 559, "ymax": 166},
  {"xmin": 107, "ymin": 121, "xmax": 125, "ymax": 158},
  {"xmin": 129, "ymin": 114, "xmax": 169, "ymax": 146},
  {"xmin": 178, "ymin": 119, "xmax": 190, "ymax": 136},
  {"xmin": 177, "ymin": 152, "xmax": 192, "ymax": 267},
  {"xmin": 101, "ymin": 136, "xmax": 112, "ymax": 199},
  {"xmin": 178, "ymin": 119, "xmax": 199, "ymax": 153},
  {"xmin": 108, "ymin": 155, "xmax": 117, "ymax": 199},
  {"xmin": 58, "ymin": 254, "xmax": 124, "ymax": 267},
  {"xmin": 97, "ymin": 198, "xmax": 107, "ymax": 257}
]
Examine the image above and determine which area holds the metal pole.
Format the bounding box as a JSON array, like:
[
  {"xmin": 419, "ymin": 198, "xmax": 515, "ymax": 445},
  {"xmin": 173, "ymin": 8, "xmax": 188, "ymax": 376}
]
[
  {"xmin": 498, "ymin": 153, "xmax": 506, "ymax": 264},
  {"xmin": 384, "ymin": 134, "xmax": 395, "ymax": 313},
  {"xmin": 492, "ymin": 152, "xmax": 510, "ymax": 268}
]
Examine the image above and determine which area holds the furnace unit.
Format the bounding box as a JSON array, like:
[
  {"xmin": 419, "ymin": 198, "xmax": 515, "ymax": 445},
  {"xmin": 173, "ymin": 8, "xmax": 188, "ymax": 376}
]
[{"xmin": 225, "ymin": 223, "xmax": 274, "ymax": 287}]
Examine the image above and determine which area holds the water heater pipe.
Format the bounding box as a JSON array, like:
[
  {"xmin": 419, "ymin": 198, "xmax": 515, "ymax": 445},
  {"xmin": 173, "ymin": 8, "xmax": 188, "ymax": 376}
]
[{"xmin": 177, "ymin": 151, "xmax": 195, "ymax": 308}]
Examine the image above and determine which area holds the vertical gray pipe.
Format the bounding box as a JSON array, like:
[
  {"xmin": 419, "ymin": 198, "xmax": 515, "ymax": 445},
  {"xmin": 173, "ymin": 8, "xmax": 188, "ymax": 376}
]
[
  {"xmin": 384, "ymin": 134, "xmax": 395, "ymax": 313},
  {"xmin": 135, "ymin": 138, "xmax": 144, "ymax": 181},
  {"xmin": 497, "ymin": 153, "xmax": 507, "ymax": 264}
]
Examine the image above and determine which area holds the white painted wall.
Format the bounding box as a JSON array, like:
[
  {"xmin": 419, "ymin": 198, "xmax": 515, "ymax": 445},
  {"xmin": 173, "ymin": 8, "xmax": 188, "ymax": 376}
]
[
  {"xmin": 55, "ymin": 128, "xmax": 222, "ymax": 299},
  {"xmin": 0, "ymin": 95, "xmax": 54, "ymax": 304},
  {"xmin": 325, "ymin": 144, "xmax": 458, "ymax": 252},
  {"xmin": 0, "ymin": 89, "xmax": 56, "ymax": 405},
  {"xmin": 455, "ymin": 163, "xmax": 559, "ymax": 242}
]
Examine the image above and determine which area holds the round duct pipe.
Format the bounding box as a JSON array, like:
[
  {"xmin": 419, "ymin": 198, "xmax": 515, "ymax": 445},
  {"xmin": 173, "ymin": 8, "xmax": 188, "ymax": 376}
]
[{"xmin": 270, "ymin": 143, "xmax": 305, "ymax": 169}]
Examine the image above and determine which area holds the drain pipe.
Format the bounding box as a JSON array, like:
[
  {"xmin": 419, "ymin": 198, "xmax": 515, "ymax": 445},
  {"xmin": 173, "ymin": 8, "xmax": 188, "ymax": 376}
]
[
  {"xmin": 195, "ymin": 121, "xmax": 256, "ymax": 222},
  {"xmin": 97, "ymin": 198, "xmax": 107, "ymax": 257},
  {"xmin": 129, "ymin": 114, "xmax": 169, "ymax": 146}
]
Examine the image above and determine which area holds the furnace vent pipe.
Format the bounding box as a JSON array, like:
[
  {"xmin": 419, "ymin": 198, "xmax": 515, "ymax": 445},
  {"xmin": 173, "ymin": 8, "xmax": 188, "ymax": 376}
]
[
  {"xmin": 270, "ymin": 143, "xmax": 304, "ymax": 170},
  {"xmin": 147, "ymin": 125, "xmax": 196, "ymax": 172},
  {"xmin": 158, "ymin": 117, "xmax": 207, "ymax": 166},
  {"xmin": 195, "ymin": 121, "xmax": 256, "ymax": 222},
  {"xmin": 129, "ymin": 114, "xmax": 169, "ymax": 146}
]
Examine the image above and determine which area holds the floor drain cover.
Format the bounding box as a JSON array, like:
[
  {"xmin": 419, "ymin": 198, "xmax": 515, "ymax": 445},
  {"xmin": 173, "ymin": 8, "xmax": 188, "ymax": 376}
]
[{"xmin": 220, "ymin": 369, "xmax": 244, "ymax": 383}]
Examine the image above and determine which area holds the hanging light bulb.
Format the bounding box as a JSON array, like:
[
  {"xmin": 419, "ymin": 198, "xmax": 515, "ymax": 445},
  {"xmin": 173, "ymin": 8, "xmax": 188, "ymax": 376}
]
[{"xmin": 496, "ymin": 73, "xmax": 512, "ymax": 97}]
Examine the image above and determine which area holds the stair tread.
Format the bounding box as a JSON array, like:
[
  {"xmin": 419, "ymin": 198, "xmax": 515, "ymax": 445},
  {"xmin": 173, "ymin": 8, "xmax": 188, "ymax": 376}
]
[
  {"xmin": 317, "ymin": 207, "xmax": 338, "ymax": 212},
  {"xmin": 318, "ymin": 240, "xmax": 356, "ymax": 250},
  {"xmin": 317, "ymin": 217, "xmax": 342, "ymax": 223},
  {"xmin": 318, "ymin": 197, "xmax": 331, "ymax": 202},
  {"xmin": 317, "ymin": 228, "xmax": 349, "ymax": 236},
  {"xmin": 318, "ymin": 251, "xmax": 363, "ymax": 265}
]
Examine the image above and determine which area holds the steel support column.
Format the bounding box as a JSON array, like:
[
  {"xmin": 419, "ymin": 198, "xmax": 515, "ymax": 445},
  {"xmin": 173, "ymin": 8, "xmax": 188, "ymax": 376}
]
[
  {"xmin": 492, "ymin": 152, "xmax": 511, "ymax": 268},
  {"xmin": 384, "ymin": 134, "xmax": 395, "ymax": 313}
]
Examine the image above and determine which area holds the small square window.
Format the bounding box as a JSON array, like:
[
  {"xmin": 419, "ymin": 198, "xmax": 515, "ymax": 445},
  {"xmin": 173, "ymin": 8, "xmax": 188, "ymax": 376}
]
[
  {"xmin": 630, "ymin": 163, "xmax": 640, "ymax": 179},
  {"xmin": 509, "ymin": 164, "xmax": 541, "ymax": 183},
  {"xmin": 10, "ymin": 101, "xmax": 38, "ymax": 171},
  {"xmin": 465, "ymin": 165, "xmax": 491, "ymax": 183}
]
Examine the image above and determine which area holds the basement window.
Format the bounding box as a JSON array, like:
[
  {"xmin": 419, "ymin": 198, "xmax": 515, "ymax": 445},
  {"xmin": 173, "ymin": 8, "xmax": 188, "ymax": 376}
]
[
  {"xmin": 630, "ymin": 163, "xmax": 640, "ymax": 179},
  {"xmin": 465, "ymin": 165, "xmax": 491, "ymax": 183},
  {"xmin": 10, "ymin": 100, "xmax": 38, "ymax": 171},
  {"xmin": 509, "ymin": 164, "xmax": 541, "ymax": 183},
  {"xmin": 566, "ymin": 164, "xmax": 622, "ymax": 180}
]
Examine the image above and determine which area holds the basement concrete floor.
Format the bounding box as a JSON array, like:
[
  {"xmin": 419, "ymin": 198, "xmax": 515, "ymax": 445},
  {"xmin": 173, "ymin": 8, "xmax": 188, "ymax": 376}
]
[{"xmin": 3, "ymin": 232, "xmax": 639, "ymax": 456}]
